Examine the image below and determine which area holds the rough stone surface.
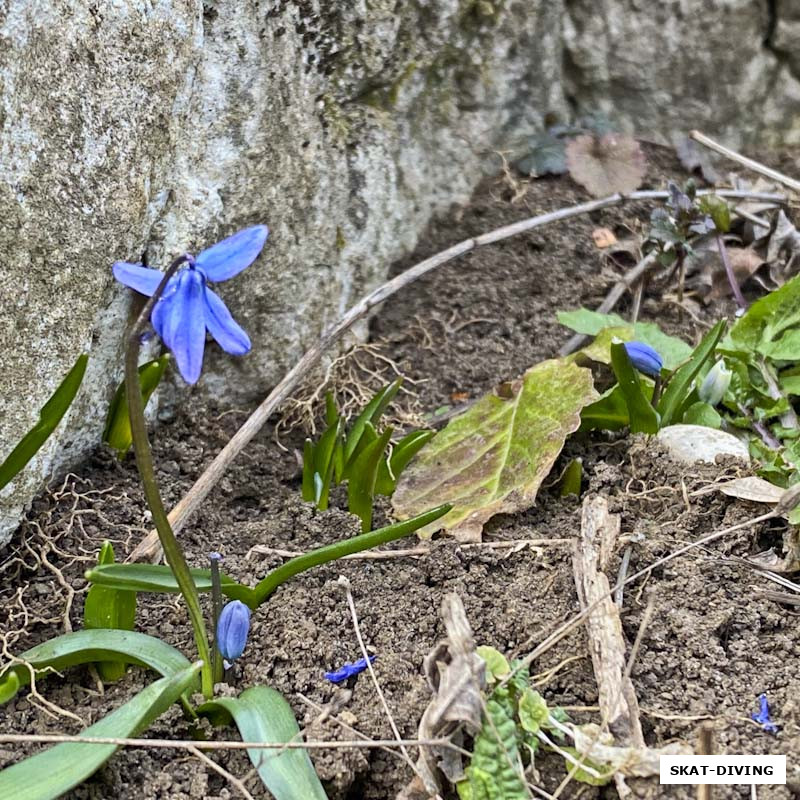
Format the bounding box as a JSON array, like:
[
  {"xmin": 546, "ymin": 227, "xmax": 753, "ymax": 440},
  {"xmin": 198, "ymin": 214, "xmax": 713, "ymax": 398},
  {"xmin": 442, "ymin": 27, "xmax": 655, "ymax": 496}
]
[
  {"xmin": 656, "ymin": 424, "xmax": 751, "ymax": 465},
  {"xmin": 1, "ymin": 0, "xmax": 798, "ymax": 547}
]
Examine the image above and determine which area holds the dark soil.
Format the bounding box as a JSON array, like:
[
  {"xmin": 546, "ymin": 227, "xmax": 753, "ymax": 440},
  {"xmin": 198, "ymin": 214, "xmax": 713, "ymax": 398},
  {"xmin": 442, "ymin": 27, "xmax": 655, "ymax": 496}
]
[{"xmin": 2, "ymin": 145, "xmax": 799, "ymax": 799}]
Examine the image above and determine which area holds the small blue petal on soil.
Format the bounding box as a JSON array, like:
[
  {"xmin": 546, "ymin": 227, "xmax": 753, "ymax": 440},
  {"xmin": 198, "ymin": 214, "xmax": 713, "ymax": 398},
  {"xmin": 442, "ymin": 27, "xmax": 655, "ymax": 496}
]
[
  {"xmin": 751, "ymin": 693, "xmax": 778, "ymax": 734},
  {"xmin": 623, "ymin": 341, "xmax": 663, "ymax": 379},
  {"xmin": 324, "ymin": 655, "xmax": 377, "ymax": 684},
  {"xmin": 216, "ymin": 600, "xmax": 251, "ymax": 661}
]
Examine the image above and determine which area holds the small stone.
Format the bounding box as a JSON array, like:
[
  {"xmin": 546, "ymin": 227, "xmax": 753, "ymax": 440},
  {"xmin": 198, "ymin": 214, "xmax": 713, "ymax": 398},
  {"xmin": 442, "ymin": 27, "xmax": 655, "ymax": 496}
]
[{"xmin": 656, "ymin": 424, "xmax": 750, "ymax": 465}]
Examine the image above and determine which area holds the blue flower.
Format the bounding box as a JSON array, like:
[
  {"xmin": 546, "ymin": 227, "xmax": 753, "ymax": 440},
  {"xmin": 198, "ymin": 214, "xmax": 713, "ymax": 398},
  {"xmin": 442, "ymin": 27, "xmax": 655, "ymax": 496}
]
[
  {"xmin": 324, "ymin": 654, "xmax": 377, "ymax": 684},
  {"xmin": 216, "ymin": 599, "xmax": 251, "ymax": 662},
  {"xmin": 751, "ymin": 693, "xmax": 778, "ymax": 734},
  {"xmin": 623, "ymin": 341, "xmax": 663, "ymax": 379},
  {"xmin": 113, "ymin": 225, "xmax": 269, "ymax": 384}
]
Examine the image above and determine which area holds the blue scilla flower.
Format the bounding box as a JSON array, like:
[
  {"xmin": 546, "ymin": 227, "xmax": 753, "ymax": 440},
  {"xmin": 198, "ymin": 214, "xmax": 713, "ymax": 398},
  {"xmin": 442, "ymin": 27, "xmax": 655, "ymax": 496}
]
[
  {"xmin": 751, "ymin": 693, "xmax": 778, "ymax": 734},
  {"xmin": 324, "ymin": 654, "xmax": 377, "ymax": 684},
  {"xmin": 216, "ymin": 599, "xmax": 252, "ymax": 662},
  {"xmin": 623, "ymin": 341, "xmax": 663, "ymax": 379},
  {"xmin": 113, "ymin": 225, "xmax": 269, "ymax": 384}
]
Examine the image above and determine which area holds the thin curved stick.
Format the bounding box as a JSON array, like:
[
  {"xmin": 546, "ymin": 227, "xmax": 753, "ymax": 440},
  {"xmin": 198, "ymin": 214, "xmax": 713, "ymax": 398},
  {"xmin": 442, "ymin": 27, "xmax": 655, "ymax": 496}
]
[{"xmin": 129, "ymin": 188, "xmax": 786, "ymax": 561}]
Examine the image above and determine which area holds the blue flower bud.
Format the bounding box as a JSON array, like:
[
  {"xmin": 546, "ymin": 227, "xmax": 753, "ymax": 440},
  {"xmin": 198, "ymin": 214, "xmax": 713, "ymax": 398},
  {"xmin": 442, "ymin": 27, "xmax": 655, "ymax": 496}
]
[
  {"xmin": 698, "ymin": 359, "xmax": 732, "ymax": 406},
  {"xmin": 216, "ymin": 600, "xmax": 251, "ymax": 662},
  {"xmin": 324, "ymin": 654, "xmax": 377, "ymax": 684},
  {"xmin": 623, "ymin": 341, "xmax": 663, "ymax": 379}
]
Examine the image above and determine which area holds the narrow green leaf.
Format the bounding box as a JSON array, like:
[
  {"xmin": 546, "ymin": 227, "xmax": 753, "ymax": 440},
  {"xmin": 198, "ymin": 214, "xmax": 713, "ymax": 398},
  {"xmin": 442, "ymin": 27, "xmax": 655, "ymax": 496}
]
[
  {"xmin": 0, "ymin": 353, "xmax": 88, "ymax": 491},
  {"xmin": 342, "ymin": 421, "xmax": 378, "ymax": 481},
  {"xmin": 348, "ymin": 426, "xmax": 393, "ymax": 532},
  {"xmin": 85, "ymin": 564, "xmax": 255, "ymax": 605},
  {"xmin": 199, "ymin": 686, "xmax": 328, "ymax": 800},
  {"xmin": 313, "ymin": 419, "xmax": 342, "ymax": 510},
  {"xmin": 559, "ymin": 458, "xmax": 582, "ymax": 497},
  {"xmin": 0, "ymin": 629, "xmax": 196, "ymax": 706},
  {"xmin": 253, "ymin": 505, "xmax": 450, "ymax": 605},
  {"xmin": 301, "ymin": 439, "xmax": 315, "ymax": 502},
  {"xmin": 657, "ymin": 319, "xmax": 727, "ymax": 426},
  {"xmin": 324, "ymin": 391, "xmax": 338, "ymax": 427},
  {"xmin": 375, "ymin": 430, "xmax": 436, "ymax": 496},
  {"xmin": 103, "ymin": 355, "xmax": 170, "ymax": 457},
  {"xmin": 0, "ymin": 664, "xmax": 200, "ymax": 800},
  {"xmin": 610, "ymin": 343, "xmax": 660, "ymax": 434},
  {"xmin": 342, "ymin": 379, "xmax": 402, "ymax": 466},
  {"xmin": 84, "ymin": 541, "xmax": 137, "ymax": 682}
]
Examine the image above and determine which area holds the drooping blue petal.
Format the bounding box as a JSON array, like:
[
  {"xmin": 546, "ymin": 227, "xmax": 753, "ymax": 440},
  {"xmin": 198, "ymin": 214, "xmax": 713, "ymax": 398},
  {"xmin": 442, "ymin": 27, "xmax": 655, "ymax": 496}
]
[
  {"xmin": 150, "ymin": 276, "xmax": 180, "ymax": 340},
  {"xmin": 112, "ymin": 262, "xmax": 165, "ymax": 297},
  {"xmin": 203, "ymin": 287, "xmax": 251, "ymax": 355},
  {"xmin": 196, "ymin": 225, "xmax": 269, "ymax": 282},
  {"xmin": 162, "ymin": 269, "xmax": 206, "ymax": 384}
]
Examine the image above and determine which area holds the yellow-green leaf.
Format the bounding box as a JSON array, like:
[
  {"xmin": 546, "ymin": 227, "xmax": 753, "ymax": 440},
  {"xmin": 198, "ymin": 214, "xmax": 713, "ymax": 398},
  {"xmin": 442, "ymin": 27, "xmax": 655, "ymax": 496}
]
[{"xmin": 392, "ymin": 359, "xmax": 598, "ymax": 540}]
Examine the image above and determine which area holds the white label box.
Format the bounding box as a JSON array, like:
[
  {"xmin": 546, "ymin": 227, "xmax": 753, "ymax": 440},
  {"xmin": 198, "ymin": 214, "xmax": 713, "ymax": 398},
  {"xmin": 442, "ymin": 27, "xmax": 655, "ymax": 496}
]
[{"xmin": 660, "ymin": 755, "xmax": 786, "ymax": 785}]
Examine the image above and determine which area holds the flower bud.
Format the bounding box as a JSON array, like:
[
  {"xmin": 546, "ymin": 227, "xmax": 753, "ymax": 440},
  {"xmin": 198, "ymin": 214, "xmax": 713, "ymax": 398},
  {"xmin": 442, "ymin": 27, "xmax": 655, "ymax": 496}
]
[
  {"xmin": 216, "ymin": 600, "xmax": 251, "ymax": 662},
  {"xmin": 623, "ymin": 341, "xmax": 663, "ymax": 379},
  {"xmin": 698, "ymin": 359, "xmax": 731, "ymax": 406}
]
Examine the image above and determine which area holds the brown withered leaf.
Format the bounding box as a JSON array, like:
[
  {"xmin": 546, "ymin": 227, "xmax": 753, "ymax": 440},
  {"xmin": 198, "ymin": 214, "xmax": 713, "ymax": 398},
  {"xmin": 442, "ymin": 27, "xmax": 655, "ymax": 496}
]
[
  {"xmin": 566, "ymin": 134, "xmax": 647, "ymax": 198},
  {"xmin": 708, "ymin": 245, "xmax": 765, "ymax": 299}
]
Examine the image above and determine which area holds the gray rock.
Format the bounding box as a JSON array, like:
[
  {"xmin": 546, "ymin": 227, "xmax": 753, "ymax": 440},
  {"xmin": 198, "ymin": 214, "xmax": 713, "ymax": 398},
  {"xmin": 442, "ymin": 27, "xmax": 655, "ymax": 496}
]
[
  {"xmin": 656, "ymin": 424, "xmax": 751, "ymax": 465},
  {"xmin": 1, "ymin": 1, "xmax": 797, "ymax": 547}
]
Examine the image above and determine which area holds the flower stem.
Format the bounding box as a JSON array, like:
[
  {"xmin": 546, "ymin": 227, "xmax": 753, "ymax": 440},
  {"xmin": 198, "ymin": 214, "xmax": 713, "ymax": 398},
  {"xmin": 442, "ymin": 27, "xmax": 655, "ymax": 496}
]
[
  {"xmin": 124, "ymin": 254, "xmax": 214, "ymax": 698},
  {"xmin": 209, "ymin": 554, "xmax": 223, "ymax": 684},
  {"xmin": 715, "ymin": 233, "xmax": 747, "ymax": 311}
]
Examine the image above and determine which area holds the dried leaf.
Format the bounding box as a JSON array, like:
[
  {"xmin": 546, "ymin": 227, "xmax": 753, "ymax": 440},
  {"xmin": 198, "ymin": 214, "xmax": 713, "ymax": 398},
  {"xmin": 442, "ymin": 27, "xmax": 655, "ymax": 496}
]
[
  {"xmin": 708, "ymin": 246, "xmax": 765, "ymax": 299},
  {"xmin": 592, "ymin": 227, "xmax": 617, "ymax": 248},
  {"xmin": 393, "ymin": 359, "xmax": 598, "ymax": 541},
  {"xmin": 713, "ymin": 476, "xmax": 785, "ymax": 505},
  {"xmin": 566, "ymin": 134, "xmax": 647, "ymax": 198},
  {"xmin": 672, "ymin": 134, "xmax": 721, "ymax": 183}
]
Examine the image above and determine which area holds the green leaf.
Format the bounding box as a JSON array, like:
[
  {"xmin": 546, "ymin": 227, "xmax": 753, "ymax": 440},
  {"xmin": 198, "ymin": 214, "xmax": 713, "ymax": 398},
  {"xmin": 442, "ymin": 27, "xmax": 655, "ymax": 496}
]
[
  {"xmin": 312, "ymin": 419, "xmax": 342, "ymax": 510},
  {"xmin": 0, "ymin": 353, "xmax": 88, "ymax": 491},
  {"xmin": 566, "ymin": 314, "xmax": 691, "ymax": 370},
  {"xmin": 83, "ymin": 541, "xmax": 137, "ymax": 682},
  {"xmin": 324, "ymin": 391, "xmax": 339, "ymax": 427},
  {"xmin": 476, "ymin": 646, "xmax": 510, "ymax": 683},
  {"xmin": 347, "ymin": 425, "xmax": 393, "ymax": 532},
  {"xmin": 342, "ymin": 421, "xmax": 378, "ymax": 481},
  {"xmin": 457, "ymin": 697, "xmax": 527, "ymax": 800},
  {"xmin": 609, "ymin": 343, "xmax": 660, "ymax": 434},
  {"xmin": 698, "ymin": 194, "xmax": 731, "ymax": 233},
  {"xmin": 779, "ymin": 375, "xmax": 800, "ymax": 396},
  {"xmin": 89, "ymin": 509, "xmax": 451, "ymax": 610},
  {"xmin": 85, "ymin": 564, "xmax": 255, "ymax": 605},
  {"xmin": 392, "ymin": 359, "xmax": 598, "ymax": 539},
  {"xmin": 342, "ymin": 379, "xmax": 402, "ymax": 467},
  {"xmin": 559, "ymin": 457, "xmax": 582, "ymax": 497},
  {"xmin": 518, "ymin": 688, "xmax": 550, "ymax": 734},
  {"xmin": 681, "ymin": 402, "xmax": 722, "ymax": 428},
  {"xmin": 252, "ymin": 505, "xmax": 450, "ymax": 605},
  {"xmin": 103, "ymin": 355, "xmax": 170, "ymax": 457},
  {"xmin": 0, "ymin": 629, "xmax": 196, "ymax": 707},
  {"xmin": 199, "ymin": 686, "xmax": 328, "ymax": 800},
  {"xmin": 557, "ymin": 309, "xmax": 626, "ymax": 335},
  {"xmin": 375, "ymin": 430, "xmax": 436, "ymax": 496},
  {"xmin": 657, "ymin": 319, "xmax": 726, "ymax": 426},
  {"xmin": 580, "ymin": 385, "xmax": 629, "ymax": 431},
  {"xmin": 0, "ymin": 664, "xmax": 200, "ymax": 800},
  {"xmin": 301, "ymin": 439, "xmax": 315, "ymax": 502},
  {"xmin": 725, "ymin": 273, "xmax": 800, "ymax": 357}
]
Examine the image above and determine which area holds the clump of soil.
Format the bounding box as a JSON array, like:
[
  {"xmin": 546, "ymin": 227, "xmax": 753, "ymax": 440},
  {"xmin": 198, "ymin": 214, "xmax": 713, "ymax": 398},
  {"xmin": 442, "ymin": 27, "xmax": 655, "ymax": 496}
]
[{"xmin": 2, "ymin": 146, "xmax": 798, "ymax": 799}]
